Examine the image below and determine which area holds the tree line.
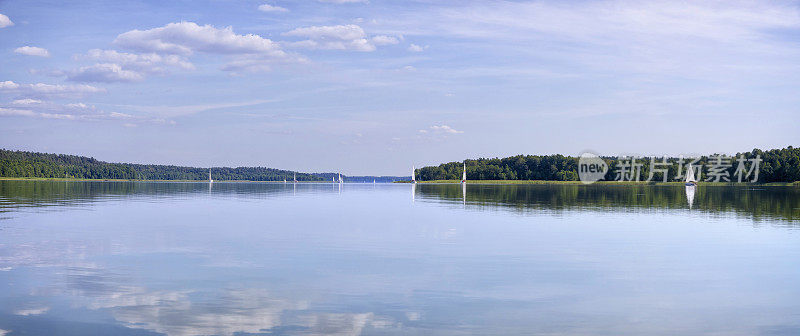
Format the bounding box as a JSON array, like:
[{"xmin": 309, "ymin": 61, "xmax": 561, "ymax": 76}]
[
  {"xmin": 0, "ymin": 149, "xmax": 325, "ymax": 181},
  {"xmin": 416, "ymin": 147, "xmax": 800, "ymax": 183}
]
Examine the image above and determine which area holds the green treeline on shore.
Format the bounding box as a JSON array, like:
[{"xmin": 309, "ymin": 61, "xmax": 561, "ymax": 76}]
[
  {"xmin": 417, "ymin": 147, "xmax": 800, "ymax": 183},
  {"xmin": 0, "ymin": 149, "xmax": 325, "ymax": 181}
]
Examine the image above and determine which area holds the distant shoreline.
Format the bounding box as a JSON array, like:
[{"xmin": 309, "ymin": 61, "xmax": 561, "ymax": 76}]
[
  {"xmin": 399, "ymin": 180, "xmax": 800, "ymax": 187},
  {"xmin": 0, "ymin": 177, "xmax": 336, "ymax": 183},
  {"xmin": 2, "ymin": 177, "xmax": 797, "ymax": 186}
]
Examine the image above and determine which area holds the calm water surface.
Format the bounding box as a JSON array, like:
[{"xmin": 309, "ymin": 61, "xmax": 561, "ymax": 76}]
[{"xmin": 1, "ymin": 181, "xmax": 799, "ymax": 335}]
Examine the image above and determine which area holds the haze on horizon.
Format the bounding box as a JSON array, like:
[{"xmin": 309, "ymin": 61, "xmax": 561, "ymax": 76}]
[{"xmin": 1, "ymin": 1, "xmax": 798, "ymax": 175}]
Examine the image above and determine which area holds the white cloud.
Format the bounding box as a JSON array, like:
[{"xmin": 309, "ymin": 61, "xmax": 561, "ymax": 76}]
[
  {"xmin": 2, "ymin": 95, "xmax": 110, "ymax": 123},
  {"xmin": 408, "ymin": 44, "xmax": 426, "ymax": 52},
  {"xmin": 284, "ymin": 24, "xmax": 398, "ymax": 51},
  {"xmin": 66, "ymin": 49, "xmax": 195, "ymax": 83},
  {"xmin": 81, "ymin": 49, "xmax": 194, "ymax": 73},
  {"xmin": 421, "ymin": 125, "xmax": 463, "ymax": 134},
  {"xmin": 114, "ymin": 22, "xmax": 298, "ymax": 73},
  {"xmin": 109, "ymin": 112, "xmax": 133, "ymax": 119},
  {"xmin": 371, "ymin": 35, "xmax": 400, "ymax": 46},
  {"xmin": 0, "ymin": 81, "xmax": 19, "ymax": 90},
  {"xmin": 65, "ymin": 103, "xmax": 90, "ymax": 109},
  {"xmin": 1, "ymin": 100, "xmax": 140, "ymax": 122},
  {"xmin": 40, "ymin": 113, "xmax": 76, "ymax": 120},
  {"xmin": 0, "ymin": 80, "xmax": 105, "ymax": 98},
  {"xmin": 67, "ymin": 63, "xmax": 144, "ymax": 83},
  {"xmin": 258, "ymin": 4, "xmax": 288, "ymax": 12},
  {"xmin": 115, "ymin": 21, "xmax": 287, "ymax": 57},
  {"xmin": 12, "ymin": 98, "xmax": 42, "ymax": 105},
  {"xmin": 14, "ymin": 46, "xmax": 50, "ymax": 57},
  {"xmin": 0, "ymin": 107, "xmax": 35, "ymax": 117},
  {"xmin": 0, "ymin": 13, "xmax": 12, "ymax": 28},
  {"xmin": 14, "ymin": 307, "xmax": 50, "ymax": 316}
]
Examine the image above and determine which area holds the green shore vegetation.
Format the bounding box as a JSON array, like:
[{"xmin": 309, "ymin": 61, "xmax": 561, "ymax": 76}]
[{"xmin": 415, "ymin": 146, "xmax": 800, "ymax": 184}]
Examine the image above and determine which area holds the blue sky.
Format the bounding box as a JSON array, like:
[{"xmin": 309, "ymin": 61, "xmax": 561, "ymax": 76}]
[{"xmin": 1, "ymin": 0, "xmax": 798, "ymax": 175}]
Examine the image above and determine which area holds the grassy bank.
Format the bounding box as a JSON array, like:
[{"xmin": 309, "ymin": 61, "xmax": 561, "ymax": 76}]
[{"xmin": 401, "ymin": 180, "xmax": 800, "ymax": 187}]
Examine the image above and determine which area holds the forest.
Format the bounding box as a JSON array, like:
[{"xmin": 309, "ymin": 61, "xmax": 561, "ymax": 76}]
[
  {"xmin": 3, "ymin": 147, "xmax": 798, "ymax": 183},
  {"xmin": 416, "ymin": 147, "xmax": 800, "ymax": 183},
  {"xmin": 0, "ymin": 149, "xmax": 325, "ymax": 181}
]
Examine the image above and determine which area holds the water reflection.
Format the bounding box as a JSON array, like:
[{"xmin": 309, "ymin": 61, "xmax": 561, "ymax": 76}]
[
  {"xmin": 415, "ymin": 183, "xmax": 800, "ymax": 222},
  {"xmin": 1, "ymin": 181, "xmax": 800, "ymax": 335},
  {"xmin": 1, "ymin": 181, "xmax": 797, "ymax": 222}
]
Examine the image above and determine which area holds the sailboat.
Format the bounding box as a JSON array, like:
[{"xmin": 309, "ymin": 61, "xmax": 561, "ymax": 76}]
[
  {"xmin": 208, "ymin": 168, "xmax": 213, "ymax": 183},
  {"xmin": 338, "ymin": 173, "xmax": 343, "ymax": 184},
  {"xmin": 411, "ymin": 165, "xmax": 416, "ymax": 184},
  {"xmin": 685, "ymin": 164, "xmax": 698, "ymax": 186},
  {"xmin": 373, "ymin": 179, "xmax": 376, "ymax": 184},
  {"xmin": 461, "ymin": 162, "xmax": 467, "ymax": 184},
  {"xmin": 293, "ymin": 172, "xmax": 297, "ymax": 183}
]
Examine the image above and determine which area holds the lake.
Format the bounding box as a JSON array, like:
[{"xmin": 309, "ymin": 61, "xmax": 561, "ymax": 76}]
[{"xmin": 1, "ymin": 181, "xmax": 799, "ymax": 335}]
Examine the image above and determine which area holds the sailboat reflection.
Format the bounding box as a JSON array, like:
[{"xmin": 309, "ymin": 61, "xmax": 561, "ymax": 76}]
[
  {"xmin": 685, "ymin": 185, "xmax": 696, "ymax": 209},
  {"xmin": 462, "ymin": 182, "xmax": 466, "ymax": 206}
]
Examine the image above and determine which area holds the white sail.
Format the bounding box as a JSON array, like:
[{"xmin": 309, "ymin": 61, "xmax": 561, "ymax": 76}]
[
  {"xmin": 685, "ymin": 164, "xmax": 696, "ymax": 183},
  {"xmin": 293, "ymin": 172, "xmax": 297, "ymax": 183},
  {"xmin": 338, "ymin": 173, "xmax": 342, "ymax": 184},
  {"xmin": 461, "ymin": 162, "xmax": 466, "ymax": 183},
  {"xmin": 208, "ymin": 168, "xmax": 213, "ymax": 183},
  {"xmin": 412, "ymin": 165, "xmax": 416, "ymax": 183}
]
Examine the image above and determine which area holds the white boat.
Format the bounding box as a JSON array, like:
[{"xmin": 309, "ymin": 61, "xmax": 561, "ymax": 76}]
[
  {"xmin": 685, "ymin": 164, "xmax": 697, "ymax": 186},
  {"xmin": 338, "ymin": 173, "xmax": 343, "ymax": 184},
  {"xmin": 208, "ymin": 168, "xmax": 213, "ymax": 183},
  {"xmin": 293, "ymin": 172, "xmax": 297, "ymax": 183},
  {"xmin": 461, "ymin": 162, "xmax": 466, "ymax": 184},
  {"xmin": 412, "ymin": 165, "xmax": 416, "ymax": 184}
]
